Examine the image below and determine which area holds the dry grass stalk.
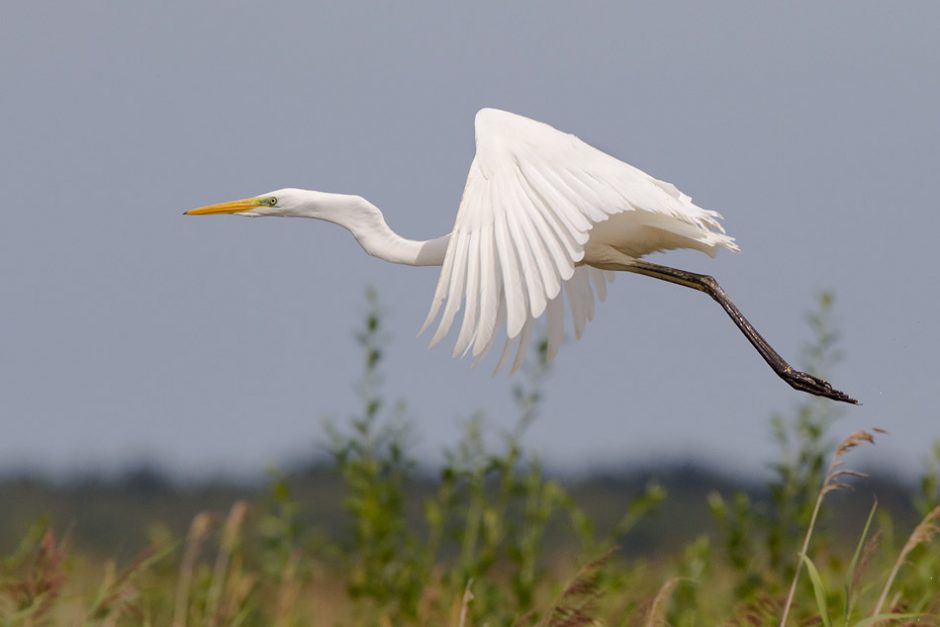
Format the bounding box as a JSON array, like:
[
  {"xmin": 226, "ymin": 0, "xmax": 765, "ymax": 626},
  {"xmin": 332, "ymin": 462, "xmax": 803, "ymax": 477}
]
[
  {"xmin": 779, "ymin": 429, "xmax": 879, "ymax": 626},
  {"xmin": 172, "ymin": 512, "xmax": 214, "ymax": 627},
  {"xmin": 1, "ymin": 529, "xmax": 68, "ymax": 624},
  {"xmin": 727, "ymin": 595, "xmax": 780, "ymax": 626},
  {"xmin": 644, "ymin": 577, "xmax": 680, "ymax": 627},
  {"xmin": 851, "ymin": 529, "xmax": 881, "ymax": 595},
  {"xmin": 89, "ymin": 544, "xmax": 161, "ymax": 625},
  {"xmin": 536, "ymin": 547, "xmax": 615, "ymax": 627},
  {"xmin": 221, "ymin": 554, "xmax": 254, "ymax": 621},
  {"xmin": 205, "ymin": 501, "xmax": 250, "ymax": 627},
  {"xmin": 272, "ymin": 548, "xmax": 301, "ymax": 627},
  {"xmin": 455, "ymin": 579, "xmax": 474, "ymax": 627},
  {"xmin": 872, "ymin": 504, "xmax": 940, "ymax": 618}
]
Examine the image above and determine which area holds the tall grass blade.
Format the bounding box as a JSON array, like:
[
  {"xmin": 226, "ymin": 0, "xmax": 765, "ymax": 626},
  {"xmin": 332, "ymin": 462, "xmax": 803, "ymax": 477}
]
[
  {"xmin": 644, "ymin": 577, "xmax": 680, "ymax": 627},
  {"xmin": 780, "ymin": 430, "xmax": 878, "ymax": 626},
  {"xmin": 205, "ymin": 501, "xmax": 250, "ymax": 627},
  {"xmin": 800, "ymin": 554, "xmax": 832, "ymax": 627},
  {"xmin": 851, "ymin": 613, "xmax": 921, "ymax": 627},
  {"xmin": 456, "ymin": 579, "xmax": 474, "ymax": 627},
  {"xmin": 844, "ymin": 498, "xmax": 879, "ymax": 622},
  {"xmin": 173, "ymin": 512, "xmax": 213, "ymax": 627},
  {"xmin": 872, "ymin": 504, "xmax": 940, "ymax": 617}
]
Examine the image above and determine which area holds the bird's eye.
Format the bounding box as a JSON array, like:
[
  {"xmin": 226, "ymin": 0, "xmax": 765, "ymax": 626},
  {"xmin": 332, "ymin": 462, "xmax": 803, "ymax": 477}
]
[{"xmin": 267, "ymin": 197, "xmax": 277, "ymax": 206}]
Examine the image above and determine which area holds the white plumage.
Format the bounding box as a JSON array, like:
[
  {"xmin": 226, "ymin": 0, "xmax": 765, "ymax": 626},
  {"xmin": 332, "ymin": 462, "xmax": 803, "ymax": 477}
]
[{"xmin": 419, "ymin": 109, "xmax": 737, "ymax": 371}]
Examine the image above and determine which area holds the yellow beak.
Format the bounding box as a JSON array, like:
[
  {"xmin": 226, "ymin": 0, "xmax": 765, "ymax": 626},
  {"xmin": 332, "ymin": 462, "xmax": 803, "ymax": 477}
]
[{"xmin": 185, "ymin": 197, "xmax": 263, "ymax": 216}]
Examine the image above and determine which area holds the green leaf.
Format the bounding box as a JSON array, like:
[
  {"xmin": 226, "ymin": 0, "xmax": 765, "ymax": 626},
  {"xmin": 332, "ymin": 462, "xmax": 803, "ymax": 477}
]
[
  {"xmin": 801, "ymin": 553, "xmax": 832, "ymax": 627},
  {"xmin": 852, "ymin": 613, "xmax": 922, "ymax": 627}
]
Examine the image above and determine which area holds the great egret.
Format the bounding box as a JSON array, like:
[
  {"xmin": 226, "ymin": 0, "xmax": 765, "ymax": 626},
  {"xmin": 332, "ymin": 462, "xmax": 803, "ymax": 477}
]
[{"xmin": 186, "ymin": 108, "xmax": 856, "ymax": 404}]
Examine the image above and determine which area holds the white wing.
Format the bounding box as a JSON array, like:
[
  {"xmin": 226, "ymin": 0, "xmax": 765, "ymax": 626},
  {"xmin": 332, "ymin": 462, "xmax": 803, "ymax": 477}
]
[{"xmin": 420, "ymin": 108, "xmax": 735, "ymax": 372}]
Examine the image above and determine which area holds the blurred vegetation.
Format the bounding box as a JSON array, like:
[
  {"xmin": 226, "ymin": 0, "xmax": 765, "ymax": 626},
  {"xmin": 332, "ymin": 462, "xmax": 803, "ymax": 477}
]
[{"xmin": 1, "ymin": 289, "xmax": 938, "ymax": 625}]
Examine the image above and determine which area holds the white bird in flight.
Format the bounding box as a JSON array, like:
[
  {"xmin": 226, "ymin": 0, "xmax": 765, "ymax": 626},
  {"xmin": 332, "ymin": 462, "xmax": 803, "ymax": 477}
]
[{"xmin": 186, "ymin": 108, "xmax": 856, "ymax": 404}]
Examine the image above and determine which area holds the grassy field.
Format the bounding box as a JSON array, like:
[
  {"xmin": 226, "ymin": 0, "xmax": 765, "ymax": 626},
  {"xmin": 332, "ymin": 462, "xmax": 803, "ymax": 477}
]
[{"xmin": 1, "ymin": 291, "xmax": 938, "ymax": 626}]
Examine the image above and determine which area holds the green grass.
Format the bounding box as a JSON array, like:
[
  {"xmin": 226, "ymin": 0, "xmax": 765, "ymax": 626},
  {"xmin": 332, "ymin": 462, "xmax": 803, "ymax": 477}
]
[{"xmin": 1, "ymin": 290, "xmax": 938, "ymax": 626}]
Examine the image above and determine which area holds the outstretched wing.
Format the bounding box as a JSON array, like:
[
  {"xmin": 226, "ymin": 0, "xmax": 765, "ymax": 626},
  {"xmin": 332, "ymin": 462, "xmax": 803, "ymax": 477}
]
[{"xmin": 420, "ymin": 108, "xmax": 731, "ymax": 371}]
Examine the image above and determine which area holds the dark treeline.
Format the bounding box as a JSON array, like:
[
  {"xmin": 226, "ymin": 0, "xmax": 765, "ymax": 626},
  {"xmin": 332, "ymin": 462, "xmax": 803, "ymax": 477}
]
[{"xmin": 0, "ymin": 460, "xmax": 919, "ymax": 561}]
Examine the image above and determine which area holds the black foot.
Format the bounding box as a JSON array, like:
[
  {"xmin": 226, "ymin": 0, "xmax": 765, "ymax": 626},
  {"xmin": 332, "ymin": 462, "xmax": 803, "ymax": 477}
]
[{"xmin": 783, "ymin": 369, "xmax": 858, "ymax": 405}]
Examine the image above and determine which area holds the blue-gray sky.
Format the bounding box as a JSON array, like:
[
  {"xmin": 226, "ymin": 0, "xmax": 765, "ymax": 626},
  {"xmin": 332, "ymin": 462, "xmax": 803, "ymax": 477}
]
[{"xmin": 2, "ymin": 1, "xmax": 938, "ymax": 478}]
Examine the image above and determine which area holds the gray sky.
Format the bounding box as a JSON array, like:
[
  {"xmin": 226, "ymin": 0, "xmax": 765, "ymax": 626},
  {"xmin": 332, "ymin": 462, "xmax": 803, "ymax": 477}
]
[{"xmin": 2, "ymin": 1, "xmax": 938, "ymax": 479}]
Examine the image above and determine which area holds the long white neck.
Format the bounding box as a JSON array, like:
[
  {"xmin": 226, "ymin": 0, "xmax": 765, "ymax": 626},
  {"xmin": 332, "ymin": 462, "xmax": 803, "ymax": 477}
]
[{"xmin": 288, "ymin": 190, "xmax": 450, "ymax": 266}]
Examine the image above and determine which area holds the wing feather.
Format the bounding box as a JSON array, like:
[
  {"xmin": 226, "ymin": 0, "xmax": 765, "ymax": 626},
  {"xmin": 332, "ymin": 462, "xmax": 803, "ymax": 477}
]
[
  {"xmin": 418, "ymin": 223, "xmax": 458, "ymax": 337},
  {"xmin": 453, "ymin": 232, "xmax": 482, "ymax": 357},
  {"xmin": 545, "ymin": 291, "xmax": 565, "ymax": 361},
  {"xmin": 473, "ymin": 289, "xmax": 505, "ymax": 366},
  {"xmin": 557, "ymin": 168, "xmax": 610, "ymax": 221},
  {"xmin": 429, "ymin": 230, "xmax": 469, "ymax": 346},
  {"xmin": 494, "ymin": 319, "xmax": 518, "ymax": 374},
  {"xmin": 518, "ymin": 165, "xmax": 584, "ymax": 263},
  {"xmin": 510, "ymin": 315, "xmax": 534, "ymax": 374},
  {"xmin": 420, "ymin": 108, "xmax": 736, "ymax": 369},
  {"xmin": 472, "ymin": 223, "xmax": 500, "ymax": 357},
  {"xmin": 493, "ymin": 187, "xmax": 528, "ymax": 337},
  {"xmin": 508, "ymin": 178, "xmax": 560, "ymax": 306},
  {"xmin": 590, "ymin": 268, "xmax": 610, "ymax": 302},
  {"xmin": 504, "ymin": 190, "xmax": 547, "ymax": 318},
  {"xmin": 517, "ymin": 173, "xmax": 573, "ymax": 284},
  {"xmin": 565, "ymin": 268, "xmax": 595, "ymax": 340},
  {"xmin": 520, "ymin": 162, "xmax": 592, "ymax": 240}
]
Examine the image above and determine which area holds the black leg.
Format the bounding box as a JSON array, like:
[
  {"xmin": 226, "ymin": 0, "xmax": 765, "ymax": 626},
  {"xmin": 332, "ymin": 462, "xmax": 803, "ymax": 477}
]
[{"xmin": 621, "ymin": 260, "xmax": 858, "ymax": 404}]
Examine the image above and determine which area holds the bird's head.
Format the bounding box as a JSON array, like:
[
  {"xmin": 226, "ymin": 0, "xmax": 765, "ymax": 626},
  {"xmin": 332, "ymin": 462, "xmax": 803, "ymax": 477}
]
[{"xmin": 185, "ymin": 188, "xmax": 315, "ymax": 218}]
